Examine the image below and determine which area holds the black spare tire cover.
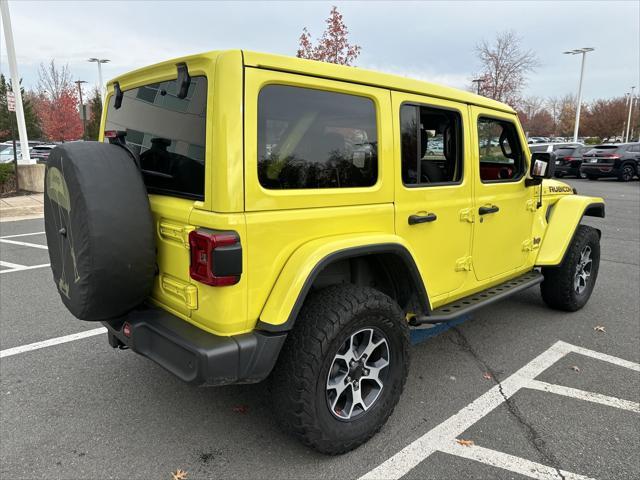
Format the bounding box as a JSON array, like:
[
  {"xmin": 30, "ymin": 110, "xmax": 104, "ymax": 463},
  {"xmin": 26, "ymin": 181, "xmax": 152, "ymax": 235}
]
[{"xmin": 44, "ymin": 142, "xmax": 155, "ymax": 321}]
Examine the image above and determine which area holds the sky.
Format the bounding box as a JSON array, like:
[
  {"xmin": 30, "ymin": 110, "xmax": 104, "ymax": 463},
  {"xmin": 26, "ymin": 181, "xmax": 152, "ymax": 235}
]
[{"xmin": 1, "ymin": 0, "xmax": 639, "ymax": 101}]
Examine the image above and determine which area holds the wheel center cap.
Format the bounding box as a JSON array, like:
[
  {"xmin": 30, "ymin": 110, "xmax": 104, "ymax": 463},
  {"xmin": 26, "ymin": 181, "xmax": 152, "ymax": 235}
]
[{"xmin": 350, "ymin": 362, "xmax": 365, "ymax": 381}]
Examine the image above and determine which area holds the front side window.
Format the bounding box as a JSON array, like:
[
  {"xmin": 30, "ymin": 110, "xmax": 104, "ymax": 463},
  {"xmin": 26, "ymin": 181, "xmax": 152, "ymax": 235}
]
[
  {"xmin": 257, "ymin": 85, "xmax": 378, "ymax": 189},
  {"xmin": 105, "ymin": 76, "xmax": 207, "ymax": 199},
  {"xmin": 400, "ymin": 104, "xmax": 462, "ymax": 185},
  {"xmin": 477, "ymin": 117, "xmax": 524, "ymax": 182}
]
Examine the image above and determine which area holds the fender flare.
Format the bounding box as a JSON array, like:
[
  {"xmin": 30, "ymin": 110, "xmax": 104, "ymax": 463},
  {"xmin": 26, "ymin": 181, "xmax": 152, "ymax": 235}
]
[
  {"xmin": 256, "ymin": 234, "xmax": 430, "ymax": 333},
  {"xmin": 536, "ymin": 195, "xmax": 605, "ymax": 266}
]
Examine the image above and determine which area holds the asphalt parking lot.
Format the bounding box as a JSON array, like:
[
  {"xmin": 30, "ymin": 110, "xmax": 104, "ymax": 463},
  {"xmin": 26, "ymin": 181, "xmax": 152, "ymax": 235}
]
[{"xmin": 1, "ymin": 178, "xmax": 638, "ymax": 480}]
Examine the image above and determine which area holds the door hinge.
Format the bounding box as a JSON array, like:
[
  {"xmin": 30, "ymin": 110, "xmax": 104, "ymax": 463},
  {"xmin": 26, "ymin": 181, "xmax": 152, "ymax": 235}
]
[
  {"xmin": 455, "ymin": 256, "xmax": 473, "ymax": 272},
  {"xmin": 459, "ymin": 208, "xmax": 475, "ymax": 223},
  {"xmin": 159, "ymin": 221, "xmax": 195, "ymax": 249},
  {"xmin": 160, "ymin": 274, "xmax": 198, "ymax": 310},
  {"xmin": 526, "ymin": 199, "xmax": 538, "ymax": 212},
  {"xmin": 522, "ymin": 237, "xmax": 542, "ymax": 252}
]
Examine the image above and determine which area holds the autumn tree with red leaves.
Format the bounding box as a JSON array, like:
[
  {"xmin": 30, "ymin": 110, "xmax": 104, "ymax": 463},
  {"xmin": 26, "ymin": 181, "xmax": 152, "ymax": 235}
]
[
  {"xmin": 297, "ymin": 6, "xmax": 361, "ymax": 66},
  {"xmin": 34, "ymin": 60, "xmax": 83, "ymax": 142}
]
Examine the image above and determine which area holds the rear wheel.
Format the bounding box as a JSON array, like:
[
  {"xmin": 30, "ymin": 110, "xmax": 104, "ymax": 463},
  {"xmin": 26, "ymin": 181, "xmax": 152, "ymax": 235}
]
[
  {"xmin": 618, "ymin": 164, "xmax": 636, "ymax": 182},
  {"xmin": 271, "ymin": 285, "xmax": 409, "ymax": 454},
  {"xmin": 540, "ymin": 225, "xmax": 600, "ymax": 311}
]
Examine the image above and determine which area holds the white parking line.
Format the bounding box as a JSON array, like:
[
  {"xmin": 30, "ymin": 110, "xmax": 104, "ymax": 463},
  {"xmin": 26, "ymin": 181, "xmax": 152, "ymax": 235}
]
[
  {"xmin": 440, "ymin": 442, "xmax": 595, "ymax": 480},
  {"xmin": 0, "ymin": 238, "xmax": 48, "ymax": 249},
  {"xmin": 360, "ymin": 341, "xmax": 640, "ymax": 480},
  {"xmin": 0, "ymin": 260, "xmax": 26, "ymax": 269},
  {"xmin": 0, "ymin": 231, "xmax": 45, "ymax": 239},
  {"xmin": 0, "ymin": 263, "xmax": 50, "ymax": 274},
  {"xmin": 526, "ymin": 379, "xmax": 640, "ymax": 413},
  {"xmin": 0, "ymin": 328, "xmax": 107, "ymax": 358}
]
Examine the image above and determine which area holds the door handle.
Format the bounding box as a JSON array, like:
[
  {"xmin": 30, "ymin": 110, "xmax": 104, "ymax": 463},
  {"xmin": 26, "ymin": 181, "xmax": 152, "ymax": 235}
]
[
  {"xmin": 408, "ymin": 213, "xmax": 437, "ymax": 225},
  {"xmin": 478, "ymin": 205, "xmax": 500, "ymax": 215}
]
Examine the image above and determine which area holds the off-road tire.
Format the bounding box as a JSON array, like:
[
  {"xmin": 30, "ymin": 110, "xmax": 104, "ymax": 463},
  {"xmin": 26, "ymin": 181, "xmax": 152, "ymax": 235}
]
[
  {"xmin": 618, "ymin": 163, "xmax": 636, "ymax": 182},
  {"xmin": 540, "ymin": 225, "xmax": 600, "ymax": 311},
  {"xmin": 270, "ymin": 285, "xmax": 410, "ymax": 454}
]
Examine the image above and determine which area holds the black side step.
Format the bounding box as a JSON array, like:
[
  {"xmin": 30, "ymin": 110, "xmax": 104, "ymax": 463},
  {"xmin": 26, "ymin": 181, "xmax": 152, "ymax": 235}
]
[{"xmin": 410, "ymin": 270, "xmax": 543, "ymax": 325}]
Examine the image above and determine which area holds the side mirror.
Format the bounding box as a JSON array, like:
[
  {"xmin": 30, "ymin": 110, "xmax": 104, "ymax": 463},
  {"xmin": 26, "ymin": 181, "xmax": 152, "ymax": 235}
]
[{"xmin": 527, "ymin": 152, "xmax": 556, "ymax": 185}]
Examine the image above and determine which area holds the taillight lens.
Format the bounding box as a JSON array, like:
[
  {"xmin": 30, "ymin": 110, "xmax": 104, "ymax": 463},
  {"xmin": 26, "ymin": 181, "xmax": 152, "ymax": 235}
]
[
  {"xmin": 104, "ymin": 130, "xmax": 118, "ymax": 138},
  {"xmin": 188, "ymin": 230, "xmax": 241, "ymax": 286}
]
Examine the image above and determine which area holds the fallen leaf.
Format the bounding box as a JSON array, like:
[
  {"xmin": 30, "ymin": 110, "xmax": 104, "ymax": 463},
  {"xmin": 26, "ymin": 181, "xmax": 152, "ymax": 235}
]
[
  {"xmin": 456, "ymin": 439, "xmax": 475, "ymax": 447},
  {"xmin": 232, "ymin": 405, "xmax": 249, "ymax": 414},
  {"xmin": 171, "ymin": 469, "xmax": 188, "ymax": 480},
  {"xmin": 482, "ymin": 373, "xmax": 492, "ymax": 380},
  {"xmin": 594, "ymin": 325, "xmax": 606, "ymax": 333},
  {"xmin": 570, "ymin": 365, "xmax": 581, "ymax": 373}
]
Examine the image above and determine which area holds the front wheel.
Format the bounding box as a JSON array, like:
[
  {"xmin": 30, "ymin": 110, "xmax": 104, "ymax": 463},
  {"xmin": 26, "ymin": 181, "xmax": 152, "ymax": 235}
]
[
  {"xmin": 540, "ymin": 225, "xmax": 600, "ymax": 311},
  {"xmin": 270, "ymin": 285, "xmax": 409, "ymax": 454}
]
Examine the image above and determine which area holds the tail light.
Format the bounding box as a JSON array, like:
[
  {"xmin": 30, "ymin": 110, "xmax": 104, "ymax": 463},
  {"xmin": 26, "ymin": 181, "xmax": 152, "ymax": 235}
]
[
  {"xmin": 189, "ymin": 229, "xmax": 242, "ymax": 286},
  {"xmin": 604, "ymin": 154, "xmax": 621, "ymax": 159}
]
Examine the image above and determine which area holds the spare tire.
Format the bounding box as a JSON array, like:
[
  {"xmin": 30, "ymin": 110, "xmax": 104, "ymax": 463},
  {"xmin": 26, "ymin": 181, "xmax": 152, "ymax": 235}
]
[{"xmin": 44, "ymin": 142, "xmax": 155, "ymax": 321}]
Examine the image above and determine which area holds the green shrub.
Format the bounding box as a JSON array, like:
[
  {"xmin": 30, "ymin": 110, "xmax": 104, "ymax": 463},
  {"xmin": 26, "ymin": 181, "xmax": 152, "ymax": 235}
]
[{"xmin": 0, "ymin": 162, "xmax": 15, "ymax": 184}]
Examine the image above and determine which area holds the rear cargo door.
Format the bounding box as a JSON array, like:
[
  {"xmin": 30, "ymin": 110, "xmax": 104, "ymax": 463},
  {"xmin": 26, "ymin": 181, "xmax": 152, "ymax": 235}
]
[{"xmin": 104, "ymin": 74, "xmax": 209, "ymax": 317}]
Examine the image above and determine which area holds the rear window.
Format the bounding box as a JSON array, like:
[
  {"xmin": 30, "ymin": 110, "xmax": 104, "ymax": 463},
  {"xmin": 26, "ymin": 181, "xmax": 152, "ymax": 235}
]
[
  {"xmin": 554, "ymin": 147, "xmax": 576, "ymax": 156},
  {"xmin": 105, "ymin": 76, "xmax": 208, "ymax": 200},
  {"xmin": 257, "ymin": 85, "xmax": 378, "ymax": 190}
]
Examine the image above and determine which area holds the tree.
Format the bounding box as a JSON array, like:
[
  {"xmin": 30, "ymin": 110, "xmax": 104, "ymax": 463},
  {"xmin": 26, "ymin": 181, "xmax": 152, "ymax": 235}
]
[
  {"xmin": 0, "ymin": 74, "xmax": 42, "ymax": 142},
  {"xmin": 34, "ymin": 59, "xmax": 83, "ymax": 142},
  {"xmin": 556, "ymin": 94, "xmax": 577, "ymax": 137},
  {"xmin": 582, "ymin": 97, "xmax": 628, "ymax": 141},
  {"xmin": 85, "ymin": 88, "xmax": 103, "ymax": 141},
  {"xmin": 296, "ymin": 6, "xmax": 361, "ymax": 65},
  {"xmin": 517, "ymin": 96, "xmax": 554, "ymax": 136},
  {"xmin": 474, "ymin": 31, "xmax": 540, "ymax": 105}
]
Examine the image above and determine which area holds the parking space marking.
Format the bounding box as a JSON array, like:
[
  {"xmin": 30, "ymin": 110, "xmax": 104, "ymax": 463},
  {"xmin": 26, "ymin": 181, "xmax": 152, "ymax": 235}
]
[
  {"xmin": 0, "ymin": 260, "xmax": 27, "ymax": 270},
  {"xmin": 439, "ymin": 442, "xmax": 595, "ymax": 480},
  {"xmin": 526, "ymin": 379, "xmax": 640, "ymax": 413},
  {"xmin": 0, "ymin": 263, "xmax": 50, "ymax": 274},
  {"xmin": 0, "ymin": 327, "xmax": 107, "ymax": 358},
  {"xmin": 0, "ymin": 231, "xmax": 45, "ymax": 239},
  {"xmin": 0, "ymin": 238, "xmax": 48, "ymax": 249},
  {"xmin": 360, "ymin": 341, "xmax": 639, "ymax": 480}
]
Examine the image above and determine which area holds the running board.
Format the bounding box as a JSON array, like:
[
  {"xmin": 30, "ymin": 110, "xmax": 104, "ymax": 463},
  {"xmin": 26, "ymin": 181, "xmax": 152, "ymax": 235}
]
[{"xmin": 410, "ymin": 270, "xmax": 543, "ymax": 325}]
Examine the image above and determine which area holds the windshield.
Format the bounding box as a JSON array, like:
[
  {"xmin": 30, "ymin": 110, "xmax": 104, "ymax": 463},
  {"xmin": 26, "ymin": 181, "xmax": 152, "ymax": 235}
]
[{"xmin": 105, "ymin": 76, "xmax": 208, "ymax": 200}]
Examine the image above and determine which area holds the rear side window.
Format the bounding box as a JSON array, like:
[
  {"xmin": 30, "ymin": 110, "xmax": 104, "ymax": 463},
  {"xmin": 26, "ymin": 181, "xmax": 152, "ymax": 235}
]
[
  {"xmin": 257, "ymin": 85, "xmax": 378, "ymax": 189},
  {"xmin": 477, "ymin": 117, "xmax": 524, "ymax": 182},
  {"xmin": 105, "ymin": 76, "xmax": 208, "ymax": 200},
  {"xmin": 400, "ymin": 104, "xmax": 463, "ymax": 185}
]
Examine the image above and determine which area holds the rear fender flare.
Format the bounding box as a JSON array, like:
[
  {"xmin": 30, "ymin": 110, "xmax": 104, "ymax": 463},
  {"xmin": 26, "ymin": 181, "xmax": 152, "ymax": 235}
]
[
  {"xmin": 536, "ymin": 195, "xmax": 605, "ymax": 266},
  {"xmin": 256, "ymin": 234, "xmax": 429, "ymax": 333}
]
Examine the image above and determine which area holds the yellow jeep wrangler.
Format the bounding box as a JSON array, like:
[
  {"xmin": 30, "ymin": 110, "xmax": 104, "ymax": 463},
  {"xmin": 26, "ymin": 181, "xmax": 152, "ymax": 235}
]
[{"xmin": 44, "ymin": 50, "xmax": 605, "ymax": 454}]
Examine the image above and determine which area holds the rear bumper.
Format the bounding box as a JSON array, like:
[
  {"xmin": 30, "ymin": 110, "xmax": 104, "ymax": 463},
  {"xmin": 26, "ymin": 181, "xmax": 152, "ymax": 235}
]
[
  {"xmin": 103, "ymin": 307, "xmax": 287, "ymax": 386},
  {"xmin": 554, "ymin": 164, "xmax": 580, "ymax": 176},
  {"xmin": 580, "ymin": 164, "xmax": 619, "ymax": 177}
]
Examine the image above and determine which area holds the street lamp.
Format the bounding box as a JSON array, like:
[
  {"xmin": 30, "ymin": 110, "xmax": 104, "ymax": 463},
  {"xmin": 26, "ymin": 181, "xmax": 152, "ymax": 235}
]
[
  {"xmin": 88, "ymin": 58, "xmax": 110, "ymax": 96},
  {"xmin": 625, "ymin": 86, "xmax": 636, "ymax": 142},
  {"xmin": 471, "ymin": 78, "xmax": 485, "ymax": 95},
  {"xmin": 75, "ymin": 80, "xmax": 88, "ymax": 140},
  {"xmin": 563, "ymin": 47, "xmax": 594, "ymax": 143}
]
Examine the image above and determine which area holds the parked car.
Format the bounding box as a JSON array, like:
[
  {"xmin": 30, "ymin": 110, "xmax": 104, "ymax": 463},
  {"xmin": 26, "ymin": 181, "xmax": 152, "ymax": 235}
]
[
  {"xmin": 0, "ymin": 144, "xmax": 26, "ymax": 164},
  {"xmin": 551, "ymin": 145, "xmax": 594, "ymax": 178},
  {"xmin": 43, "ymin": 50, "xmax": 605, "ymax": 455},
  {"xmin": 30, "ymin": 144, "xmax": 58, "ymax": 163},
  {"xmin": 580, "ymin": 143, "xmax": 640, "ymax": 181}
]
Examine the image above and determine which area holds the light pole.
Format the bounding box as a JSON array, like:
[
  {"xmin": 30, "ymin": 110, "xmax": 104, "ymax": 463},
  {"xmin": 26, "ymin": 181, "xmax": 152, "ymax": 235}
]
[
  {"xmin": 471, "ymin": 78, "xmax": 484, "ymax": 95},
  {"xmin": 88, "ymin": 58, "xmax": 110, "ymax": 97},
  {"xmin": 625, "ymin": 86, "xmax": 635, "ymax": 142},
  {"xmin": 75, "ymin": 80, "xmax": 87, "ymax": 140},
  {"xmin": 563, "ymin": 47, "xmax": 594, "ymax": 143}
]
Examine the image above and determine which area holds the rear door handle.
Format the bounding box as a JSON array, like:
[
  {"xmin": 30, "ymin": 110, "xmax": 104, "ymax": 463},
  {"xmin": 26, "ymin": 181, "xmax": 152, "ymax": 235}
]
[
  {"xmin": 408, "ymin": 213, "xmax": 437, "ymax": 225},
  {"xmin": 478, "ymin": 205, "xmax": 500, "ymax": 215}
]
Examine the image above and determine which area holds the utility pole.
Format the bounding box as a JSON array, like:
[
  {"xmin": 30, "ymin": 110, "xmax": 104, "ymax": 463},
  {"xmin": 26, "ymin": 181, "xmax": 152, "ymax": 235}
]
[
  {"xmin": 471, "ymin": 78, "xmax": 484, "ymax": 95},
  {"xmin": 88, "ymin": 58, "xmax": 110, "ymax": 98},
  {"xmin": 75, "ymin": 80, "xmax": 88, "ymax": 140},
  {"xmin": 1, "ymin": 0, "xmax": 32, "ymax": 164},
  {"xmin": 563, "ymin": 48, "xmax": 594, "ymax": 143},
  {"xmin": 625, "ymin": 86, "xmax": 635, "ymax": 142}
]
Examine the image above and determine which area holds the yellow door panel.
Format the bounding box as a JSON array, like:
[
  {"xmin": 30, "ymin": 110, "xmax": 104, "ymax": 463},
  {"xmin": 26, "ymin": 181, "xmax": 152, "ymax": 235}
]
[
  {"xmin": 392, "ymin": 92, "xmax": 473, "ymax": 300},
  {"xmin": 469, "ymin": 107, "xmax": 535, "ymax": 281},
  {"xmin": 244, "ymin": 68, "xmax": 393, "ymax": 211}
]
